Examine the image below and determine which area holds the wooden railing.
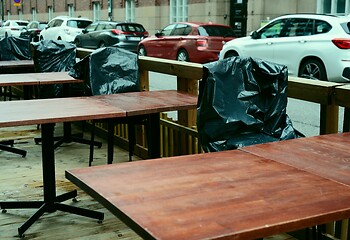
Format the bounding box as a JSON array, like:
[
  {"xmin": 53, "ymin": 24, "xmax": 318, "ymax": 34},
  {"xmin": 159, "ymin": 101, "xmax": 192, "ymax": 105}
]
[{"xmin": 76, "ymin": 48, "xmax": 349, "ymax": 159}]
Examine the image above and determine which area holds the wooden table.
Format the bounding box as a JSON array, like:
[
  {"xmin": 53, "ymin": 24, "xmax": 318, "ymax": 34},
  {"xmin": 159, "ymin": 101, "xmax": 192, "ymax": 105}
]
[
  {"xmin": 95, "ymin": 90, "xmax": 198, "ymax": 163},
  {"xmin": 0, "ymin": 71, "xmax": 83, "ymax": 100},
  {"xmin": 0, "ymin": 96, "xmax": 126, "ymax": 237},
  {"xmin": 0, "ymin": 72, "xmax": 86, "ymax": 156},
  {"xmin": 0, "ymin": 60, "xmax": 34, "ymax": 73},
  {"xmin": 66, "ymin": 147, "xmax": 350, "ymax": 240},
  {"xmin": 241, "ymin": 133, "xmax": 350, "ymax": 239},
  {"xmin": 0, "ymin": 90, "xmax": 197, "ymax": 236}
]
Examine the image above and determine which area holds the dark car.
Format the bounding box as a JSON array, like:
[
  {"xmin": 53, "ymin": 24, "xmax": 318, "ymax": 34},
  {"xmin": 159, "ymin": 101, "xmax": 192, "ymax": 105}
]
[
  {"xmin": 74, "ymin": 21, "xmax": 148, "ymax": 52},
  {"xmin": 137, "ymin": 22, "xmax": 235, "ymax": 63},
  {"xmin": 20, "ymin": 21, "xmax": 47, "ymax": 42}
]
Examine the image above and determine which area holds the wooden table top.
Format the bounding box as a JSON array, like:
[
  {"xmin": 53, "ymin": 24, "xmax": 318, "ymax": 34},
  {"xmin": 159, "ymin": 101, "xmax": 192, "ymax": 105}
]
[
  {"xmin": 0, "ymin": 60, "xmax": 34, "ymax": 69},
  {"xmin": 241, "ymin": 132, "xmax": 350, "ymax": 187},
  {"xmin": 94, "ymin": 90, "xmax": 197, "ymax": 116},
  {"xmin": 66, "ymin": 149, "xmax": 350, "ymax": 240},
  {"xmin": 0, "ymin": 72, "xmax": 83, "ymax": 86},
  {"xmin": 0, "ymin": 90, "xmax": 196, "ymax": 128},
  {"xmin": 0, "ymin": 96, "xmax": 126, "ymax": 128}
]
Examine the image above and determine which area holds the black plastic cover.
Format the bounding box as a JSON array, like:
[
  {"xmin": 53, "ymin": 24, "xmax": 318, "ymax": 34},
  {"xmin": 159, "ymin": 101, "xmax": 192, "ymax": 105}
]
[
  {"xmin": 32, "ymin": 40, "xmax": 77, "ymax": 98},
  {"xmin": 69, "ymin": 47, "xmax": 140, "ymax": 96},
  {"xmin": 197, "ymin": 56, "xmax": 302, "ymax": 152},
  {"xmin": 0, "ymin": 36, "xmax": 31, "ymax": 61}
]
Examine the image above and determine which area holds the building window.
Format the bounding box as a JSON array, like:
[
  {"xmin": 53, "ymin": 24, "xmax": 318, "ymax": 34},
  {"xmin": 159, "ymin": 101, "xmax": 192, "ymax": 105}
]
[
  {"xmin": 92, "ymin": 2, "xmax": 101, "ymax": 22},
  {"xmin": 48, "ymin": 6, "xmax": 53, "ymax": 21},
  {"xmin": 318, "ymin": 0, "xmax": 349, "ymax": 15},
  {"xmin": 170, "ymin": 0, "xmax": 188, "ymax": 22},
  {"xmin": 125, "ymin": 0, "xmax": 135, "ymax": 22},
  {"xmin": 32, "ymin": 8, "xmax": 37, "ymax": 21},
  {"xmin": 68, "ymin": 4, "xmax": 74, "ymax": 17}
]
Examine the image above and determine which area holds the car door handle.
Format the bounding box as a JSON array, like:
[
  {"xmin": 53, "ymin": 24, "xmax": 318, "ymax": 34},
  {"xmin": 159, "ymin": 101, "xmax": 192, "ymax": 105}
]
[
  {"xmin": 266, "ymin": 42, "xmax": 273, "ymax": 45},
  {"xmin": 299, "ymin": 40, "xmax": 307, "ymax": 43}
]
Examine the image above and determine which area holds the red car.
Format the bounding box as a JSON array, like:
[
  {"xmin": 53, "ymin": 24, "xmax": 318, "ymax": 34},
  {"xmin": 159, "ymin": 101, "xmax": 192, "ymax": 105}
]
[{"xmin": 137, "ymin": 22, "xmax": 235, "ymax": 63}]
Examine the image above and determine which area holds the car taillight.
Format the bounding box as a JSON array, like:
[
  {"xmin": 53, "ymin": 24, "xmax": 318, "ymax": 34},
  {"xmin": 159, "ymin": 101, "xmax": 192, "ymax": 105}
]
[
  {"xmin": 35, "ymin": 29, "xmax": 41, "ymax": 34},
  {"xmin": 111, "ymin": 29, "xmax": 124, "ymax": 35},
  {"xmin": 332, "ymin": 38, "xmax": 350, "ymax": 49},
  {"xmin": 197, "ymin": 39, "xmax": 208, "ymax": 47}
]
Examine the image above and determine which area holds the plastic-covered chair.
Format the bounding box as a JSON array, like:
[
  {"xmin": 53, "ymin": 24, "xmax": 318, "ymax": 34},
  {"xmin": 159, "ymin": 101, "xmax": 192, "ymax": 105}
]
[
  {"xmin": 31, "ymin": 40, "xmax": 101, "ymax": 150},
  {"xmin": 0, "ymin": 36, "xmax": 31, "ymax": 157},
  {"xmin": 197, "ymin": 56, "xmax": 303, "ymax": 152},
  {"xmin": 69, "ymin": 47, "xmax": 148, "ymax": 165}
]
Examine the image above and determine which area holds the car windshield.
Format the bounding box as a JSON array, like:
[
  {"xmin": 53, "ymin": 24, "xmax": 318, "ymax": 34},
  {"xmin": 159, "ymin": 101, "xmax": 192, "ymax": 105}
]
[
  {"xmin": 16, "ymin": 22, "xmax": 28, "ymax": 26},
  {"xmin": 67, "ymin": 20, "xmax": 92, "ymax": 29},
  {"xmin": 117, "ymin": 24, "xmax": 145, "ymax": 32},
  {"xmin": 198, "ymin": 26, "xmax": 235, "ymax": 37}
]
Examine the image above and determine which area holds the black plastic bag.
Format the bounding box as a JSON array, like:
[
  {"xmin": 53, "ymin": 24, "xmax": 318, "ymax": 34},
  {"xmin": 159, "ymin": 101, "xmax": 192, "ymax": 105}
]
[
  {"xmin": 0, "ymin": 36, "xmax": 31, "ymax": 61},
  {"xmin": 197, "ymin": 56, "xmax": 303, "ymax": 152},
  {"xmin": 69, "ymin": 47, "xmax": 140, "ymax": 96},
  {"xmin": 32, "ymin": 40, "xmax": 78, "ymax": 98}
]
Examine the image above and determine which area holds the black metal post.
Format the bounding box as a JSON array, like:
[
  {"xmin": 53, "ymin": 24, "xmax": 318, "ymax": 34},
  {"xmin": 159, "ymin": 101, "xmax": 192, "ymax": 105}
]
[{"xmin": 1, "ymin": 0, "xmax": 4, "ymax": 21}]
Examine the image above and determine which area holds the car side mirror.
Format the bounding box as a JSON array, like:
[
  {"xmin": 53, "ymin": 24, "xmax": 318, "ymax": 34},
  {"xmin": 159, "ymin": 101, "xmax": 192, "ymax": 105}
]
[
  {"xmin": 82, "ymin": 29, "xmax": 87, "ymax": 34},
  {"xmin": 155, "ymin": 31, "xmax": 162, "ymax": 37},
  {"xmin": 250, "ymin": 31, "xmax": 259, "ymax": 39}
]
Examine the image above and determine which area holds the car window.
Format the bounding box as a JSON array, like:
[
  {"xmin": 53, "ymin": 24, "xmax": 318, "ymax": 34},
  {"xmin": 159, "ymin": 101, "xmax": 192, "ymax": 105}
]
[
  {"xmin": 315, "ymin": 20, "xmax": 332, "ymax": 34},
  {"xmin": 95, "ymin": 23, "xmax": 105, "ymax": 31},
  {"xmin": 286, "ymin": 18, "xmax": 311, "ymax": 37},
  {"xmin": 116, "ymin": 24, "xmax": 145, "ymax": 32},
  {"xmin": 16, "ymin": 22, "xmax": 28, "ymax": 27},
  {"xmin": 53, "ymin": 20, "xmax": 63, "ymax": 27},
  {"xmin": 258, "ymin": 19, "xmax": 286, "ymax": 39},
  {"xmin": 198, "ymin": 26, "xmax": 235, "ymax": 37},
  {"xmin": 67, "ymin": 20, "xmax": 92, "ymax": 29},
  {"xmin": 105, "ymin": 23, "xmax": 115, "ymax": 30},
  {"xmin": 171, "ymin": 24, "xmax": 191, "ymax": 36},
  {"xmin": 30, "ymin": 22, "xmax": 38, "ymax": 28},
  {"xmin": 86, "ymin": 23, "xmax": 98, "ymax": 32},
  {"xmin": 160, "ymin": 24, "xmax": 176, "ymax": 36},
  {"xmin": 341, "ymin": 22, "xmax": 350, "ymax": 34}
]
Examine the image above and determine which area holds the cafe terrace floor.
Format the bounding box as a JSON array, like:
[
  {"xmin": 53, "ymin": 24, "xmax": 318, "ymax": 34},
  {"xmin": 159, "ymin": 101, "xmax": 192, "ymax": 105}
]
[{"xmin": 0, "ymin": 123, "xmax": 297, "ymax": 240}]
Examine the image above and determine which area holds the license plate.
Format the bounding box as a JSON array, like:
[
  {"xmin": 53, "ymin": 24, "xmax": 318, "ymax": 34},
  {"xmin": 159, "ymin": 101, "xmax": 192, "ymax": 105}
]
[{"xmin": 128, "ymin": 36, "xmax": 141, "ymax": 41}]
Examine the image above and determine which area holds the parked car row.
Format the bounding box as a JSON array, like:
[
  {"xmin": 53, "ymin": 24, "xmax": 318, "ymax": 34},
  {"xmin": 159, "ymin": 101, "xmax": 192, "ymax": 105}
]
[{"xmin": 1, "ymin": 14, "xmax": 348, "ymax": 82}]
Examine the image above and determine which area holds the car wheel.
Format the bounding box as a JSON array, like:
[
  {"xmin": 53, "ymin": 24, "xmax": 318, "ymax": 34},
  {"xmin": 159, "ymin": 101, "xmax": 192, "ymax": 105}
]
[
  {"xmin": 299, "ymin": 59, "xmax": 327, "ymax": 81},
  {"xmin": 57, "ymin": 37, "xmax": 62, "ymax": 40},
  {"xmin": 99, "ymin": 42, "xmax": 106, "ymax": 48},
  {"xmin": 177, "ymin": 49, "xmax": 189, "ymax": 62},
  {"xmin": 138, "ymin": 46, "xmax": 147, "ymax": 56},
  {"xmin": 224, "ymin": 51, "xmax": 239, "ymax": 59}
]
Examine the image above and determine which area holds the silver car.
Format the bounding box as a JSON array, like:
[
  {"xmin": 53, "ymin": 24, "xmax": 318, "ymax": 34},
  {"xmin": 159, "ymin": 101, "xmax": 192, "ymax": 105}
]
[{"xmin": 220, "ymin": 14, "xmax": 350, "ymax": 82}]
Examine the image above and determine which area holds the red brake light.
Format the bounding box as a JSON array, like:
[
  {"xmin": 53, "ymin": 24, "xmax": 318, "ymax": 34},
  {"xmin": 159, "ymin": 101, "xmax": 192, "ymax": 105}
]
[
  {"xmin": 111, "ymin": 29, "xmax": 123, "ymax": 35},
  {"xmin": 196, "ymin": 39, "xmax": 208, "ymax": 47},
  {"xmin": 332, "ymin": 38, "xmax": 350, "ymax": 49}
]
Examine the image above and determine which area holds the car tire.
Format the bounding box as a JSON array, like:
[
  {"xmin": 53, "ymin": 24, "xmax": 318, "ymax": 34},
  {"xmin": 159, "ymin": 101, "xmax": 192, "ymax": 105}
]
[
  {"xmin": 224, "ymin": 51, "xmax": 239, "ymax": 59},
  {"xmin": 299, "ymin": 59, "xmax": 327, "ymax": 81},
  {"xmin": 177, "ymin": 49, "xmax": 189, "ymax": 62},
  {"xmin": 138, "ymin": 46, "xmax": 147, "ymax": 56}
]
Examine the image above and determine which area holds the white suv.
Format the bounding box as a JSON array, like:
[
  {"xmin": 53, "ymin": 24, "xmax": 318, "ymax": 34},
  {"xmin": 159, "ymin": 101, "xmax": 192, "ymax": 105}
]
[
  {"xmin": 39, "ymin": 16, "xmax": 92, "ymax": 42},
  {"xmin": 219, "ymin": 14, "xmax": 350, "ymax": 82}
]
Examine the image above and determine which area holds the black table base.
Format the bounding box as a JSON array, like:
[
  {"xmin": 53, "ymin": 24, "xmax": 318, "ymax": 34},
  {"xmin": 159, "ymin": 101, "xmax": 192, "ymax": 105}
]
[{"xmin": 1, "ymin": 123, "xmax": 104, "ymax": 237}]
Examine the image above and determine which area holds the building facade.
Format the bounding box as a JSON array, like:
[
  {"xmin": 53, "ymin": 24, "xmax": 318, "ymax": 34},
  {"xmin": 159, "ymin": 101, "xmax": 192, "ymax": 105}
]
[{"xmin": 0, "ymin": 0, "xmax": 348, "ymax": 36}]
